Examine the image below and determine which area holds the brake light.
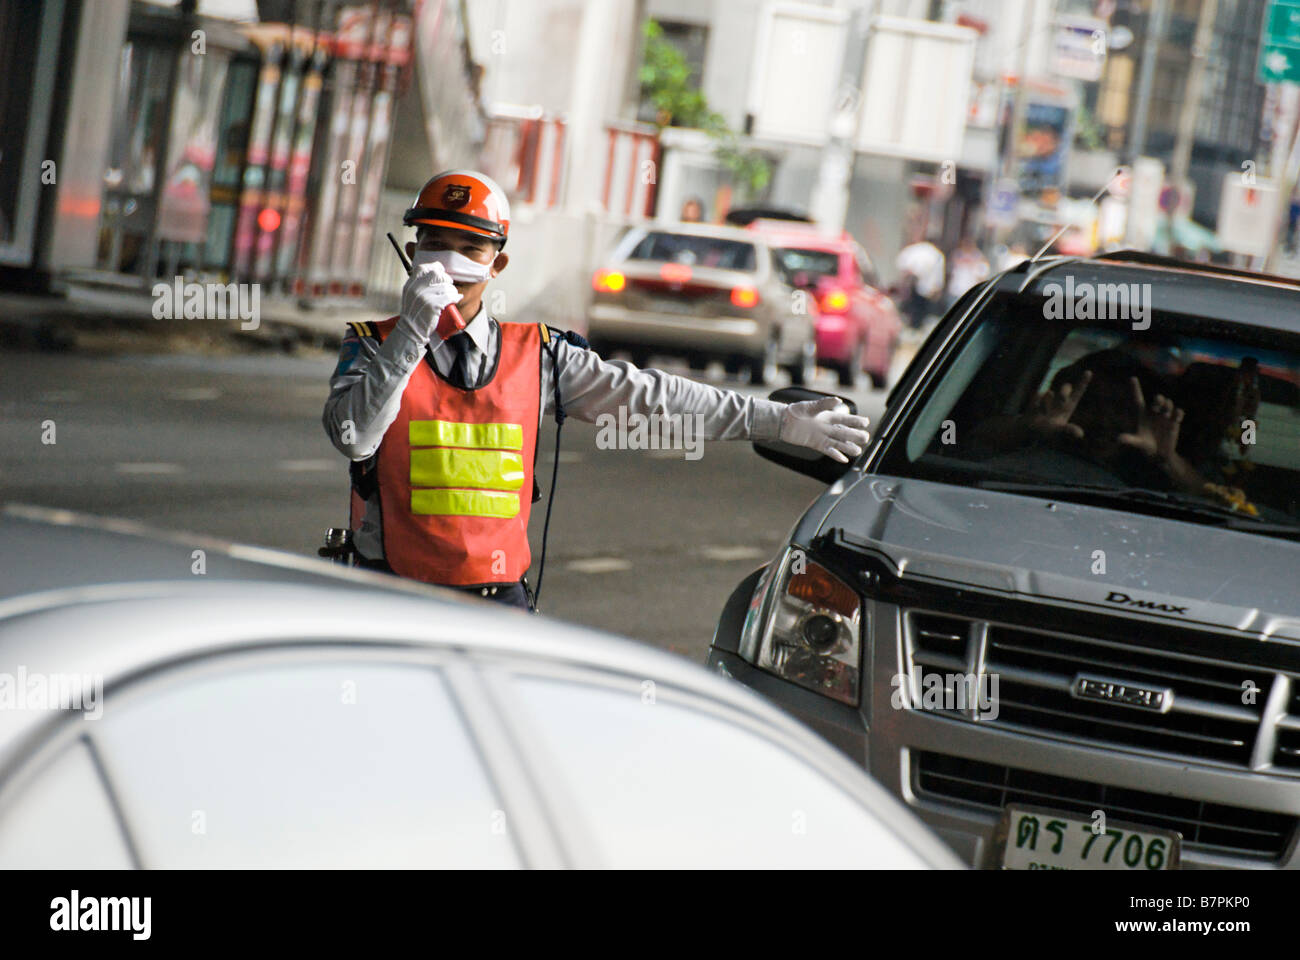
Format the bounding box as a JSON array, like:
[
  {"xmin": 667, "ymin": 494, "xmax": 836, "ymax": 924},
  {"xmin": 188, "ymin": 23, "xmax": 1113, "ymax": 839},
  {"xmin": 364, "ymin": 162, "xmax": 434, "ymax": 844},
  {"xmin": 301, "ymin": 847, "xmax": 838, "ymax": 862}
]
[
  {"xmin": 592, "ymin": 270, "xmax": 625, "ymax": 292},
  {"xmin": 820, "ymin": 289, "xmax": 850, "ymax": 313},
  {"xmin": 659, "ymin": 263, "xmax": 692, "ymax": 283},
  {"xmin": 730, "ymin": 286, "xmax": 760, "ymax": 308}
]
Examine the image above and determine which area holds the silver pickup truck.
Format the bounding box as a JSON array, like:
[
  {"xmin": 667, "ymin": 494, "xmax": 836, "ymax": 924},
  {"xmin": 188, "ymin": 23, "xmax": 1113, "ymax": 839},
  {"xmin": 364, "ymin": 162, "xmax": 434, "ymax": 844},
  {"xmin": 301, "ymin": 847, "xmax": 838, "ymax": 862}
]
[{"xmin": 709, "ymin": 251, "xmax": 1300, "ymax": 871}]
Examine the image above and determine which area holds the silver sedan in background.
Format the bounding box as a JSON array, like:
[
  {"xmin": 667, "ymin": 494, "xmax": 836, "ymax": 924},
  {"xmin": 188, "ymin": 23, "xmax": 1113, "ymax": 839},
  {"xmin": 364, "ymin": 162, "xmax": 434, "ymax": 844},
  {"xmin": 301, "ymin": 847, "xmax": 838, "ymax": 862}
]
[{"xmin": 586, "ymin": 222, "xmax": 818, "ymax": 385}]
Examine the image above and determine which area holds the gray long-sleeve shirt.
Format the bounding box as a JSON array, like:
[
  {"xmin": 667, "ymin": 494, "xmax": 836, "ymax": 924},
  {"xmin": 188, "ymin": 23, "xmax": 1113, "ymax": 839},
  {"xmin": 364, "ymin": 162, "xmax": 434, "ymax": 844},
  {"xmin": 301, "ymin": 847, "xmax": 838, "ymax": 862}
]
[{"xmin": 322, "ymin": 304, "xmax": 787, "ymax": 562}]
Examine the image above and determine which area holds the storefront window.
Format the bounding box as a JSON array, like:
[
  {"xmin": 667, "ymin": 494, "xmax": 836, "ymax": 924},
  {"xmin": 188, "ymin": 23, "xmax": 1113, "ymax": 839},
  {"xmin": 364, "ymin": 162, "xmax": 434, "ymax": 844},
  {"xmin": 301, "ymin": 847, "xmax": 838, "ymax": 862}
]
[{"xmin": 98, "ymin": 41, "xmax": 174, "ymax": 275}]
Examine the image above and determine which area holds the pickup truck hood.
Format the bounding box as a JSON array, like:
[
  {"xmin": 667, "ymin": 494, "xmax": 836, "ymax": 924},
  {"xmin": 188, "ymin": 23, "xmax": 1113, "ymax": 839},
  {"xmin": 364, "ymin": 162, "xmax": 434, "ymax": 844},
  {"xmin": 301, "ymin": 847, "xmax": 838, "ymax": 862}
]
[{"xmin": 820, "ymin": 475, "xmax": 1300, "ymax": 641}]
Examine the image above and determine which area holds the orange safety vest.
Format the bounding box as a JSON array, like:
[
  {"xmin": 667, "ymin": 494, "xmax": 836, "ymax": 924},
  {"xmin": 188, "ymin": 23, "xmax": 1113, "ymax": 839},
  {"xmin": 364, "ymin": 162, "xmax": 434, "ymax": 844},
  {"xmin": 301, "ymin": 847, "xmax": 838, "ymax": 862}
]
[{"xmin": 353, "ymin": 317, "xmax": 544, "ymax": 586}]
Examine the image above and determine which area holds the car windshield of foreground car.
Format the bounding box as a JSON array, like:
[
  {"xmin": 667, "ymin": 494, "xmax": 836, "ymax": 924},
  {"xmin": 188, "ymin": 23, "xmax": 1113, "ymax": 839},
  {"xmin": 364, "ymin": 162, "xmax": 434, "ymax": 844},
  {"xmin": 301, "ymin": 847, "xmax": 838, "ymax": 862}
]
[
  {"xmin": 774, "ymin": 247, "xmax": 840, "ymax": 281},
  {"xmin": 876, "ymin": 290, "xmax": 1300, "ymax": 537},
  {"xmin": 626, "ymin": 231, "xmax": 757, "ymax": 271}
]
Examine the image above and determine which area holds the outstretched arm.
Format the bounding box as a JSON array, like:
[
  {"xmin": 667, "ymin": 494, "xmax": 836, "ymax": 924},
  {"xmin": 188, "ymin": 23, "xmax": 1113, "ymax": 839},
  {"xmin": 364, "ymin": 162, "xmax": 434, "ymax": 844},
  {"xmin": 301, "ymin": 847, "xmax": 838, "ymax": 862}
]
[
  {"xmin": 545, "ymin": 342, "xmax": 869, "ymax": 459},
  {"xmin": 545, "ymin": 340, "xmax": 785, "ymax": 440}
]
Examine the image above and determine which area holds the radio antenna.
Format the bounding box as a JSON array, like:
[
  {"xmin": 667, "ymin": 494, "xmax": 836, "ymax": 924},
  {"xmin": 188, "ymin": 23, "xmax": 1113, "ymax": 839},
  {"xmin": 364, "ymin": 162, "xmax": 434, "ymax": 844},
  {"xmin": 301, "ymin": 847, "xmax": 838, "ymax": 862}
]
[{"xmin": 1029, "ymin": 167, "xmax": 1127, "ymax": 265}]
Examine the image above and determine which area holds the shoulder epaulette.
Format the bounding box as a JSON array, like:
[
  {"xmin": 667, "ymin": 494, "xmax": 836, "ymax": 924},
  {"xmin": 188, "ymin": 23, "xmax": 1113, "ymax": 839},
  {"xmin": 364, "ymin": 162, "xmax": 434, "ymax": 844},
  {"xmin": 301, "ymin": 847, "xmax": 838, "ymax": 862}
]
[
  {"xmin": 346, "ymin": 321, "xmax": 378, "ymax": 339},
  {"xmin": 545, "ymin": 325, "xmax": 590, "ymax": 349}
]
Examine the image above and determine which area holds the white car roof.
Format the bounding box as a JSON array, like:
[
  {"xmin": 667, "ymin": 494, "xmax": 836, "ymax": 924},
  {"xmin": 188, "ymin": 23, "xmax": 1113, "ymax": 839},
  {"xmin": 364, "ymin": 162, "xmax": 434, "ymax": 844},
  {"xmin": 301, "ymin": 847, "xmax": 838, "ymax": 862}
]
[{"xmin": 0, "ymin": 510, "xmax": 962, "ymax": 869}]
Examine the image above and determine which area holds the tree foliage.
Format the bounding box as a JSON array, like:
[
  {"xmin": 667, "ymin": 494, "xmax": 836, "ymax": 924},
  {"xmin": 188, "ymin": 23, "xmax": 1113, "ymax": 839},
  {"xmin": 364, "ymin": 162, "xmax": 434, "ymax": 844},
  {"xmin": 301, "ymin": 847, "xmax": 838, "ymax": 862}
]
[{"xmin": 638, "ymin": 20, "xmax": 772, "ymax": 202}]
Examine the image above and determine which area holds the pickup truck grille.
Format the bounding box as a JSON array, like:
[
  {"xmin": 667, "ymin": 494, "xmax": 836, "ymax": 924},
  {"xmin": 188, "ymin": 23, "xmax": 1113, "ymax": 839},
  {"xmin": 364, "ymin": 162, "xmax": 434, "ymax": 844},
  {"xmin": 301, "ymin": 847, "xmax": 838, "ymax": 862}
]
[
  {"xmin": 1272, "ymin": 687, "xmax": 1300, "ymax": 771},
  {"xmin": 914, "ymin": 751, "xmax": 1295, "ymax": 859},
  {"xmin": 907, "ymin": 610, "xmax": 1294, "ymax": 771}
]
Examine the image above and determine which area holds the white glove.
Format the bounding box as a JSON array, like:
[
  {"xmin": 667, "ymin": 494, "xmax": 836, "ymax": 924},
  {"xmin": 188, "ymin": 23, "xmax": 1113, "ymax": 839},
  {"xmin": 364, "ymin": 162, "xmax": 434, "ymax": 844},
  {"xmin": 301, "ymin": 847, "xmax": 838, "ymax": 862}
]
[
  {"xmin": 399, "ymin": 261, "xmax": 463, "ymax": 341},
  {"xmin": 778, "ymin": 396, "xmax": 871, "ymax": 463}
]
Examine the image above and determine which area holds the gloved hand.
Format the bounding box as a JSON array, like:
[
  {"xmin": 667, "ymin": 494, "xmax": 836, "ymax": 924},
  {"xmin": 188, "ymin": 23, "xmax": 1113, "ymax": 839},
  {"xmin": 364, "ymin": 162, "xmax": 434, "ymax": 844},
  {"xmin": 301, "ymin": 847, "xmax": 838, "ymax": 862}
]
[
  {"xmin": 778, "ymin": 396, "xmax": 871, "ymax": 463},
  {"xmin": 399, "ymin": 261, "xmax": 462, "ymax": 342}
]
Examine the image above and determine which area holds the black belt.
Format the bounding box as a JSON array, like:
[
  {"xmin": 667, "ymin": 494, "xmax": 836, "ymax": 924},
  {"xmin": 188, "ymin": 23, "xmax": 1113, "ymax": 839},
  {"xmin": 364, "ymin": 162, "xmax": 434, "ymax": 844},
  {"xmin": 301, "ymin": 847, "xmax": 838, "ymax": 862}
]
[{"xmin": 357, "ymin": 558, "xmax": 532, "ymax": 610}]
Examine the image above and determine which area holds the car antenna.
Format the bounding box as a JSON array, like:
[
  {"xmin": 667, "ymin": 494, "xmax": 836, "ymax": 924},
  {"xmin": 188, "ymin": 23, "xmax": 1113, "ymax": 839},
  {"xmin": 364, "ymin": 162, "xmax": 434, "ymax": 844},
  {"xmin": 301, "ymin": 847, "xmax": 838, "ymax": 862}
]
[{"xmin": 1028, "ymin": 167, "xmax": 1127, "ymax": 265}]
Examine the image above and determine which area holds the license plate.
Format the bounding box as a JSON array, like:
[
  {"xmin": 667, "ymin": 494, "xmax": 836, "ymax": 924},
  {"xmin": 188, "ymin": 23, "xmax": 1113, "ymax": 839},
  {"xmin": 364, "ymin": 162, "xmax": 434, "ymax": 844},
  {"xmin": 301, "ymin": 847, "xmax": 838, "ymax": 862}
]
[
  {"xmin": 997, "ymin": 804, "xmax": 1181, "ymax": 870},
  {"xmin": 648, "ymin": 296, "xmax": 697, "ymax": 314}
]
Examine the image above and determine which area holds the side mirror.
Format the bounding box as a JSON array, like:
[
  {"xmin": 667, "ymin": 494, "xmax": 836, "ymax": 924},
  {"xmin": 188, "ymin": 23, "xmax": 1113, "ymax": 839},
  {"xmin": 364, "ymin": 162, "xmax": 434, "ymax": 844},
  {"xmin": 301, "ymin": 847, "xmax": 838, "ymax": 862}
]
[{"xmin": 753, "ymin": 387, "xmax": 859, "ymax": 484}]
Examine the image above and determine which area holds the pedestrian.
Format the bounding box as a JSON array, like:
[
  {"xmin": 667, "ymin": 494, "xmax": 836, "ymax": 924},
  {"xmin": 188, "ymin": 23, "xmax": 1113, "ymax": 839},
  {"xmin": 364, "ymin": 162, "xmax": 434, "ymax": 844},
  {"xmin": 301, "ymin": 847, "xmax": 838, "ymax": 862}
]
[
  {"xmin": 680, "ymin": 196, "xmax": 705, "ymax": 222},
  {"xmin": 946, "ymin": 236, "xmax": 990, "ymax": 305},
  {"xmin": 322, "ymin": 170, "xmax": 870, "ymax": 610},
  {"xmin": 895, "ymin": 235, "xmax": 945, "ymax": 331}
]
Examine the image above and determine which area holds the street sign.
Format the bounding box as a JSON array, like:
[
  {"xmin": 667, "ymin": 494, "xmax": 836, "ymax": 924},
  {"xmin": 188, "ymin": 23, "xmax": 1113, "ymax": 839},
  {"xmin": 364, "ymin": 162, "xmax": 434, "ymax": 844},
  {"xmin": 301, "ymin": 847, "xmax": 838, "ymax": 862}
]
[
  {"xmin": 1267, "ymin": 0, "xmax": 1300, "ymax": 46},
  {"xmin": 1260, "ymin": 0, "xmax": 1300, "ymax": 84},
  {"xmin": 1054, "ymin": 15, "xmax": 1108, "ymax": 82},
  {"xmin": 986, "ymin": 178, "xmax": 1020, "ymax": 228}
]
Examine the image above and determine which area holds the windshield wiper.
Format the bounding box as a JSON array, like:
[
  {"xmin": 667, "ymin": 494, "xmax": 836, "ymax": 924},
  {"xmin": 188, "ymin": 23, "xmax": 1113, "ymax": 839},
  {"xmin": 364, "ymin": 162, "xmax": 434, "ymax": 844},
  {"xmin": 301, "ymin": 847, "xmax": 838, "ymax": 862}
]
[{"xmin": 978, "ymin": 480, "xmax": 1300, "ymax": 539}]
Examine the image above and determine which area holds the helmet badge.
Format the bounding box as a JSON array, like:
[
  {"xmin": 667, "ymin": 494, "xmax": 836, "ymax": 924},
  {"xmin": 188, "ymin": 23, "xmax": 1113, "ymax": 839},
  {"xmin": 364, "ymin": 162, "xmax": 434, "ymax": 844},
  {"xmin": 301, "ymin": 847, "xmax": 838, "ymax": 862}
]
[{"xmin": 443, "ymin": 184, "xmax": 471, "ymax": 208}]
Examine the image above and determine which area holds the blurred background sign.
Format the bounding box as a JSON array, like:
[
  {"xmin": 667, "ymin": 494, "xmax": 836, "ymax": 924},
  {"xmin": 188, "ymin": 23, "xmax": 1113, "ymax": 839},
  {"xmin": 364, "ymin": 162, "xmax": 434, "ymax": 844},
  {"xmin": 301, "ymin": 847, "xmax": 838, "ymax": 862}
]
[
  {"xmin": 746, "ymin": 2, "xmax": 847, "ymax": 145},
  {"xmin": 1219, "ymin": 177, "xmax": 1283, "ymax": 257},
  {"xmin": 855, "ymin": 16, "xmax": 977, "ymax": 163},
  {"xmin": 1053, "ymin": 14, "xmax": 1107, "ymax": 83},
  {"xmin": 1015, "ymin": 90, "xmax": 1075, "ymax": 195},
  {"xmin": 984, "ymin": 179, "xmax": 1020, "ymax": 229},
  {"xmin": 1260, "ymin": 0, "xmax": 1300, "ymax": 84}
]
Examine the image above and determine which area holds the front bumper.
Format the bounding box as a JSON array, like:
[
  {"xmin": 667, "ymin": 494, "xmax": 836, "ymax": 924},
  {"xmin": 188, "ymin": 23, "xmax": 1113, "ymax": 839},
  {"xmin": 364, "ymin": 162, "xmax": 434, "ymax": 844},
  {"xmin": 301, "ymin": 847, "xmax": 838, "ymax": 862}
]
[
  {"xmin": 707, "ymin": 647, "xmax": 869, "ymax": 765},
  {"xmin": 710, "ymin": 583, "xmax": 1300, "ymax": 870}
]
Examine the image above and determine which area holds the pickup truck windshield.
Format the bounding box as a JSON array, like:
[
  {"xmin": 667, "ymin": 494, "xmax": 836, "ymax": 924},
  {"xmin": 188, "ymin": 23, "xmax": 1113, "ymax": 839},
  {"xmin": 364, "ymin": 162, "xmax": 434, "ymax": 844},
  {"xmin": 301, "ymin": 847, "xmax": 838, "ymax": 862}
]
[{"xmin": 877, "ymin": 290, "xmax": 1300, "ymax": 533}]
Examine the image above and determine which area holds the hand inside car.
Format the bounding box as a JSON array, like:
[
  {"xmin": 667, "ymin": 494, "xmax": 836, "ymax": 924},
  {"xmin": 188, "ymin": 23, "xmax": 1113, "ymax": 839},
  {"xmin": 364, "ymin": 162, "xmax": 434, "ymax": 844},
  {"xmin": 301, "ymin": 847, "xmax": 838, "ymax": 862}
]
[
  {"xmin": 779, "ymin": 396, "xmax": 872, "ymax": 464},
  {"xmin": 1117, "ymin": 377, "xmax": 1184, "ymax": 463},
  {"xmin": 1026, "ymin": 370, "xmax": 1091, "ymax": 441}
]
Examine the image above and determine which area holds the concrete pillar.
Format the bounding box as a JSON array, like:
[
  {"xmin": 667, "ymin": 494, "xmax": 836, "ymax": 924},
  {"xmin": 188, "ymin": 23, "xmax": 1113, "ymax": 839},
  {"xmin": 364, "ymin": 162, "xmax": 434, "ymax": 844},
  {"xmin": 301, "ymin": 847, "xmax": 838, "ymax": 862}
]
[
  {"xmin": 44, "ymin": 0, "xmax": 131, "ymax": 273},
  {"xmin": 563, "ymin": 0, "xmax": 637, "ymax": 214}
]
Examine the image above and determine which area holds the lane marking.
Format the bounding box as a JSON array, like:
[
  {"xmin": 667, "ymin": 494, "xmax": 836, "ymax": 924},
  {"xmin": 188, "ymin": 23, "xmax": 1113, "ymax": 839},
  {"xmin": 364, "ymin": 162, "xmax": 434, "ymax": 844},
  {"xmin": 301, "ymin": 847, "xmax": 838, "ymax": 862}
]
[
  {"xmin": 277, "ymin": 459, "xmax": 337, "ymax": 472},
  {"xmin": 700, "ymin": 545, "xmax": 766, "ymax": 562},
  {"xmin": 114, "ymin": 462, "xmax": 184, "ymax": 475},
  {"xmin": 644, "ymin": 449, "xmax": 689, "ymax": 460},
  {"xmin": 565, "ymin": 557, "xmax": 632, "ymax": 574}
]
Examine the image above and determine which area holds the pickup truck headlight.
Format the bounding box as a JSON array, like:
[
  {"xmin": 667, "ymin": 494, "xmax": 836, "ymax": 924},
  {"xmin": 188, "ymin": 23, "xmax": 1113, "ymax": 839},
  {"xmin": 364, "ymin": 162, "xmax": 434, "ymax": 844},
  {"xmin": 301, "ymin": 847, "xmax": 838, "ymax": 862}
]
[{"xmin": 741, "ymin": 548, "xmax": 863, "ymax": 706}]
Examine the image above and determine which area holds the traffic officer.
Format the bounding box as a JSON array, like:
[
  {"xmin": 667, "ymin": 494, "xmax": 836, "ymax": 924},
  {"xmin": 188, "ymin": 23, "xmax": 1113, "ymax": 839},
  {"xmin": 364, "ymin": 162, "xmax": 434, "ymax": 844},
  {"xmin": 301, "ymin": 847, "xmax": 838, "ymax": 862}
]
[{"xmin": 323, "ymin": 169, "xmax": 871, "ymax": 610}]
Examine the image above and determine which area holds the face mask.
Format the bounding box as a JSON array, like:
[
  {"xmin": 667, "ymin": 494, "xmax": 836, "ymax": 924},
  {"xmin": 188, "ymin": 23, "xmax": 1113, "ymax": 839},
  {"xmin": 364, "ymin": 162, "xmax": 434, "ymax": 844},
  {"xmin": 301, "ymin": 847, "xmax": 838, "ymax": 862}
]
[{"xmin": 412, "ymin": 247, "xmax": 494, "ymax": 284}]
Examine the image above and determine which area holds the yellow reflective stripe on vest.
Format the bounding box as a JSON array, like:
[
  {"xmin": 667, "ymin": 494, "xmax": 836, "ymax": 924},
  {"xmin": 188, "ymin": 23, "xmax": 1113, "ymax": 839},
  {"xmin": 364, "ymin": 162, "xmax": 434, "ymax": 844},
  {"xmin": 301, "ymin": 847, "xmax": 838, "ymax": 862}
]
[
  {"xmin": 409, "ymin": 448, "xmax": 524, "ymax": 490},
  {"xmin": 411, "ymin": 489, "xmax": 520, "ymax": 519},
  {"xmin": 407, "ymin": 419, "xmax": 525, "ymax": 517},
  {"xmin": 409, "ymin": 420, "xmax": 523, "ymax": 451}
]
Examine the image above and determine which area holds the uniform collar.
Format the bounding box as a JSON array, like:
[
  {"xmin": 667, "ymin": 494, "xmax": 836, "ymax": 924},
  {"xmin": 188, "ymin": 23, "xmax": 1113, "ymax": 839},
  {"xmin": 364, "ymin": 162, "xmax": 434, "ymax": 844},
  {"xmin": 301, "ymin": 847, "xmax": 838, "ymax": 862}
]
[{"xmin": 432, "ymin": 302, "xmax": 492, "ymax": 354}]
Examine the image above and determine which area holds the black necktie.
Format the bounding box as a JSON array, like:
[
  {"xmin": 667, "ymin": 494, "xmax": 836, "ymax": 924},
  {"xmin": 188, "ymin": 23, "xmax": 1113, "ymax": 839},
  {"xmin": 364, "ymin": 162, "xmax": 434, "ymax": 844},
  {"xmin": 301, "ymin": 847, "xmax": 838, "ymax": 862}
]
[{"xmin": 447, "ymin": 331, "xmax": 475, "ymax": 389}]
